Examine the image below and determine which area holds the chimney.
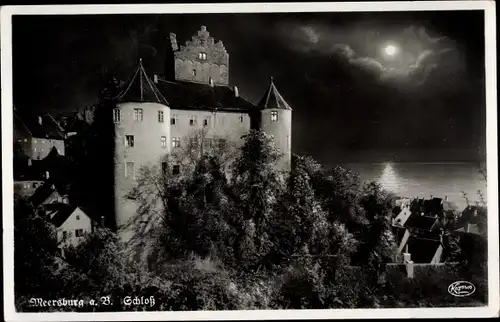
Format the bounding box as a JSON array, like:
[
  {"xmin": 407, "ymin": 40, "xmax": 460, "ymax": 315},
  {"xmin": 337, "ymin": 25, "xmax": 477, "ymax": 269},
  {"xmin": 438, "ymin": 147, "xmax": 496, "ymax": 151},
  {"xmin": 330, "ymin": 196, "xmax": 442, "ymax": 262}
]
[
  {"xmin": 234, "ymin": 85, "xmax": 239, "ymax": 97},
  {"xmin": 169, "ymin": 33, "xmax": 178, "ymax": 51},
  {"xmin": 153, "ymin": 74, "xmax": 158, "ymax": 84},
  {"xmin": 406, "ymin": 260, "xmax": 414, "ymax": 279},
  {"xmin": 38, "ymin": 116, "xmax": 43, "ymax": 125},
  {"xmin": 45, "ymin": 171, "xmax": 50, "ymax": 180},
  {"xmin": 209, "ymin": 77, "xmax": 214, "ymax": 87},
  {"xmin": 27, "ymin": 158, "xmax": 32, "ymax": 167},
  {"xmin": 403, "ymin": 245, "xmax": 414, "ymax": 279},
  {"xmin": 100, "ymin": 216, "xmax": 105, "ymax": 228},
  {"xmin": 62, "ymin": 195, "xmax": 70, "ymax": 204}
]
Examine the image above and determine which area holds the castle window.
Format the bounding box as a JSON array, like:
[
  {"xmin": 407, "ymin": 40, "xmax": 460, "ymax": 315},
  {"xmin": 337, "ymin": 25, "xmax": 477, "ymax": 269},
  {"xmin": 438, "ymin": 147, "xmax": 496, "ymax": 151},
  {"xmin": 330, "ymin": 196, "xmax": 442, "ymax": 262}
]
[
  {"xmin": 75, "ymin": 229, "xmax": 84, "ymax": 237},
  {"xmin": 161, "ymin": 136, "xmax": 167, "ymax": 148},
  {"xmin": 161, "ymin": 162, "xmax": 168, "ymax": 175},
  {"xmin": 62, "ymin": 231, "xmax": 68, "ymax": 240},
  {"xmin": 125, "ymin": 161, "xmax": 135, "ymax": 179},
  {"xmin": 192, "ymin": 69, "xmax": 197, "ymax": 76},
  {"xmin": 125, "ymin": 135, "xmax": 134, "ymax": 147},
  {"xmin": 134, "ymin": 108, "xmax": 143, "ymax": 122},
  {"xmin": 158, "ymin": 110, "xmax": 164, "ymax": 123},
  {"xmin": 76, "ymin": 215, "xmax": 80, "ymax": 220},
  {"xmin": 198, "ymin": 52, "xmax": 207, "ymax": 60},
  {"xmin": 172, "ymin": 137, "xmax": 181, "ymax": 148},
  {"xmin": 203, "ymin": 117, "xmax": 210, "ymax": 127},
  {"xmin": 189, "ymin": 116, "xmax": 197, "ymax": 126},
  {"xmin": 271, "ymin": 111, "xmax": 278, "ymax": 122},
  {"xmin": 171, "ymin": 114, "xmax": 178, "ymax": 125},
  {"xmin": 239, "ymin": 115, "xmax": 244, "ymax": 123},
  {"xmin": 172, "ymin": 165, "xmax": 181, "ymax": 175}
]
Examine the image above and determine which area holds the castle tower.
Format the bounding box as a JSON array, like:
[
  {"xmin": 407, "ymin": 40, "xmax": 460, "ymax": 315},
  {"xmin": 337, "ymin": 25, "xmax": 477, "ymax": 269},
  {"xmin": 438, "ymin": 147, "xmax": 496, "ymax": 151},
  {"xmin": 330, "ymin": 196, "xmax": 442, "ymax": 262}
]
[
  {"xmin": 113, "ymin": 59, "xmax": 171, "ymax": 242},
  {"xmin": 257, "ymin": 77, "xmax": 292, "ymax": 170},
  {"xmin": 168, "ymin": 25, "xmax": 229, "ymax": 85}
]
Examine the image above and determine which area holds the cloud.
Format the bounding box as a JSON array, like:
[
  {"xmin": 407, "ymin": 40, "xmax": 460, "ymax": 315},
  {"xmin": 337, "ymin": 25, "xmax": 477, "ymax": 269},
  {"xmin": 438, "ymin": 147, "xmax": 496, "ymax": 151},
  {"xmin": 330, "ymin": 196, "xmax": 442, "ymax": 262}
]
[
  {"xmin": 280, "ymin": 22, "xmax": 462, "ymax": 88},
  {"xmin": 295, "ymin": 26, "xmax": 319, "ymax": 44}
]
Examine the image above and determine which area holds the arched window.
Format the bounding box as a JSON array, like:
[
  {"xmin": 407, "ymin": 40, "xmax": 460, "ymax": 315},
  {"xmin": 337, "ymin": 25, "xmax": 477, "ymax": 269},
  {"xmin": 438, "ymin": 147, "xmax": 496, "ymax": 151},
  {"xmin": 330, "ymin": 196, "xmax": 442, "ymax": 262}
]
[{"xmin": 198, "ymin": 52, "xmax": 207, "ymax": 60}]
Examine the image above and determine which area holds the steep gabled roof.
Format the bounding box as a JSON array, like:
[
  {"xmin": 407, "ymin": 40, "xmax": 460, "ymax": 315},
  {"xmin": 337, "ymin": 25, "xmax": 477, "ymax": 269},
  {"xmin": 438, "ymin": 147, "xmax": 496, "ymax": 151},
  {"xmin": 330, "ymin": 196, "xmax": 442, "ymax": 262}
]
[
  {"xmin": 45, "ymin": 203, "xmax": 79, "ymax": 227},
  {"xmin": 29, "ymin": 183, "xmax": 61, "ymax": 208},
  {"xmin": 14, "ymin": 111, "xmax": 65, "ymax": 140},
  {"xmin": 117, "ymin": 59, "xmax": 169, "ymax": 105},
  {"xmin": 404, "ymin": 213, "xmax": 439, "ymax": 231},
  {"xmin": 257, "ymin": 77, "xmax": 292, "ymax": 111},
  {"xmin": 406, "ymin": 236, "xmax": 442, "ymax": 263}
]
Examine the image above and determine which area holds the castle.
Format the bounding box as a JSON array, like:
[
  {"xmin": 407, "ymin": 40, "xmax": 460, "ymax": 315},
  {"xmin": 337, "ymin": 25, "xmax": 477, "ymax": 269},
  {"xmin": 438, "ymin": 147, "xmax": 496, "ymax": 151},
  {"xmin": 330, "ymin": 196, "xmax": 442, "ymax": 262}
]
[{"xmin": 113, "ymin": 26, "xmax": 292, "ymax": 241}]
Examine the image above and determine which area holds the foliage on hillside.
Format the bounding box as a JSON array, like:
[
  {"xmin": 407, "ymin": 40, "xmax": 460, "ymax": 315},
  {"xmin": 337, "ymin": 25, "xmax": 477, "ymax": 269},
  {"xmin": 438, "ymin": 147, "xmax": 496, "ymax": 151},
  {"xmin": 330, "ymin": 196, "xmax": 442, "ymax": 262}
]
[{"xmin": 14, "ymin": 130, "xmax": 488, "ymax": 311}]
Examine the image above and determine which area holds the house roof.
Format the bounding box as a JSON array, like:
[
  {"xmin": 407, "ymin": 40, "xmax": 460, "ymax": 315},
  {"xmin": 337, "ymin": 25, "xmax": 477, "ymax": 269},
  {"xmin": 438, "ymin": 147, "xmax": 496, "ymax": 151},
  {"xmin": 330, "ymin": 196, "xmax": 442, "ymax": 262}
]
[
  {"xmin": 29, "ymin": 183, "xmax": 60, "ymax": 208},
  {"xmin": 406, "ymin": 236, "xmax": 442, "ymax": 263},
  {"xmin": 404, "ymin": 213, "xmax": 439, "ymax": 231},
  {"xmin": 455, "ymin": 204, "xmax": 487, "ymax": 228},
  {"xmin": 45, "ymin": 203, "xmax": 79, "ymax": 227},
  {"xmin": 14, "ymin": 111, "xmax": 65, "ymax": 140},
  {"xmin": 394, "ymin": 207, "xmax": 412, "ymax": 227},
  {"xmin": 256, "ymin": 77, "xmax": 292, "ymax": 111},
  {"xmin": 117, "ymin": 59, "xmax": 169, "ymax": 105},
  {"xmin": 156, "ymin": 79, "xmax": 255, "ymax": 112}
]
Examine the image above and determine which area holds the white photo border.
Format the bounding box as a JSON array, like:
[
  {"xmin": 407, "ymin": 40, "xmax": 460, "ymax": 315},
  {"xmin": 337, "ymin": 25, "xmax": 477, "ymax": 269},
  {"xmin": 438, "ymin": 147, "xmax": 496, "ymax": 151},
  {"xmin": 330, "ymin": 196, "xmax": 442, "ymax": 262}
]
[{"xmin": 2, "ymin": 1, "xmax": 498, "ymax": 320}]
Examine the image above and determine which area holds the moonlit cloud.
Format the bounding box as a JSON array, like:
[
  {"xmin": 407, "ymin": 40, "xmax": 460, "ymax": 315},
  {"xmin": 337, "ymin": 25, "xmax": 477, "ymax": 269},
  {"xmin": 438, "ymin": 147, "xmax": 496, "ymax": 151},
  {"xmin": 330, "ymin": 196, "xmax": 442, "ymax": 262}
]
[{"xmin": 280, "ymin": 22, "xmax": 464, "ymax": 89}]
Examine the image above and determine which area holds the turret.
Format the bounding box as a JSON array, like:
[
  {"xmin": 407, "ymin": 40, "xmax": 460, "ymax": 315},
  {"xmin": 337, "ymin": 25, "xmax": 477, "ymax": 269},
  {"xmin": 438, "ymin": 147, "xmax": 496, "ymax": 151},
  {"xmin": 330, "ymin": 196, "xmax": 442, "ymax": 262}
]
[{"xmin": 257, "ymin": 76, "xmax": 292, "ymax": 170}]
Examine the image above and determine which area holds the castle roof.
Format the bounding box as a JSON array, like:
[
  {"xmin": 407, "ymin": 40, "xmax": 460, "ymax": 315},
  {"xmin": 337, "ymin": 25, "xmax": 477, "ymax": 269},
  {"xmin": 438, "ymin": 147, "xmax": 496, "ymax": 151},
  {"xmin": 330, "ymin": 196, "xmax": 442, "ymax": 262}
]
[
  {"xmin": 117, "ymin": 59, "xmax": 169, "ymax": 105},
  {"xmin": 257, "ymin": 77, "xmax": 292, "ymax": 111},
  {"xmin": 156, "ymin": 79, "xmax": 255, "ymax": 112}
]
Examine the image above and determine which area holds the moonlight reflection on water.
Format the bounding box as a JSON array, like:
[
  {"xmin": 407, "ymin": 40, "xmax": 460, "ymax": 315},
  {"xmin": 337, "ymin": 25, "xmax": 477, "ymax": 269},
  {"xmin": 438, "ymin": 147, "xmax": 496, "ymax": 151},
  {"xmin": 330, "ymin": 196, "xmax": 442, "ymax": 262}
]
[
  {"xmin": 347, "ymin": 161, "xmax": 487, "ymax": 210},
  {"xmin": 378, "ymin": 162, "xmax": 400, "ymax": 192}
]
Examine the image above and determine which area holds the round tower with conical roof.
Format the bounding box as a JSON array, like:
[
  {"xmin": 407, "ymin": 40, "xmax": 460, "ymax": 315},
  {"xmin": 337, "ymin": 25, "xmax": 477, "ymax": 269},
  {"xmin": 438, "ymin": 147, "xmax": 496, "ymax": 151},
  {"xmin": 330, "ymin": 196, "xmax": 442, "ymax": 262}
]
[
  {"xmin": 113, "ymin": 59, "xmax": 171, "ymax": 242},
  {"xmin": 257, "ymin": 77, "xmax": 292, "ymax": 170}
]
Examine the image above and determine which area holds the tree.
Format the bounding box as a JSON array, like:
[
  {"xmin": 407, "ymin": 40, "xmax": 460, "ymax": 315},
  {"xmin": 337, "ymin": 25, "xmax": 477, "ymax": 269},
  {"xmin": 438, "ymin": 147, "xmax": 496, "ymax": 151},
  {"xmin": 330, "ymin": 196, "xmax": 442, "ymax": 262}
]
[
  {"xmin": 14, "ymin": 198, "xmax": 66, "ymax": 310},
  {"xmin": 230, "ymin": 130, "xmax": 286, "ymax": 268}
]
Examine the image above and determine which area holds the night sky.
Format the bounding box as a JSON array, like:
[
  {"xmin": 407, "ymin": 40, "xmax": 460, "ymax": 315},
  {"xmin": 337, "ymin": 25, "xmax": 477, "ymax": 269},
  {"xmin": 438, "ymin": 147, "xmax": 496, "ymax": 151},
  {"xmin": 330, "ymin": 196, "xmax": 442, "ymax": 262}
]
[{"xmin": 12, "ymin": 10, "xmax": 486, "ymax": 165}]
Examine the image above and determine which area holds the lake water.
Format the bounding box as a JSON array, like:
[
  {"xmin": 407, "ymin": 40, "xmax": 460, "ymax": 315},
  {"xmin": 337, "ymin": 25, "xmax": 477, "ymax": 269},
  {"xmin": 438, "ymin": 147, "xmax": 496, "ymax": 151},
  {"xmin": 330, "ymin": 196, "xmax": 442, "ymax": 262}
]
[{"xmin": 343, "ymin": 162, "xmax": 487, "ymax": 211}]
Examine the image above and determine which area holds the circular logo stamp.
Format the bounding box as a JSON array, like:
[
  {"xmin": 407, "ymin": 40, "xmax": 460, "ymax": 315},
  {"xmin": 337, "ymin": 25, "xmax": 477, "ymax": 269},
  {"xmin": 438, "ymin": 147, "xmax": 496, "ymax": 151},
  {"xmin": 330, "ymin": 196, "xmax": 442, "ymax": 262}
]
[{"xmin": 448, "ymin": 281, "xmax": 476, "ymax": 297}]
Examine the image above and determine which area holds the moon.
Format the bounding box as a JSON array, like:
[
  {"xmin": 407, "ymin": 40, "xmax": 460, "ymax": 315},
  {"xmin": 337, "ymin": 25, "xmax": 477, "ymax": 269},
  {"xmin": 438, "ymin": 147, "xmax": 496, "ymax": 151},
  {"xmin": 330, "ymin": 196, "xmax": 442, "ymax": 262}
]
[{"xmin": 384, "ymin": 44, "xmax": 398, "ymax": 56}]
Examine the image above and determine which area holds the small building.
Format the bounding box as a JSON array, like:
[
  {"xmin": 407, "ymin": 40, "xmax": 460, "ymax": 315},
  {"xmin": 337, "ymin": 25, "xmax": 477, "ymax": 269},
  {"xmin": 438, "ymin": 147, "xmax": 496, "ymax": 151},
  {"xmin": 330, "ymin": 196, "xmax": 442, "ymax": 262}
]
[
  {"xmin": 14, "ymin": 164, "xmax": 49, "ymax": 198},
  {"xmin": 14, "ymin": 111, "xmax": 66, "ymax": 160},
  {"xmin": 44, "ymin": 203, "xmax": 93, "ymax": 248},
  {"xmin": 454, "ymin": 204, "xmax": 487, "ymax": 236},
  {"xmin": 14, "ymin": 179, "xmax": 45, "ymax": 198}
]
